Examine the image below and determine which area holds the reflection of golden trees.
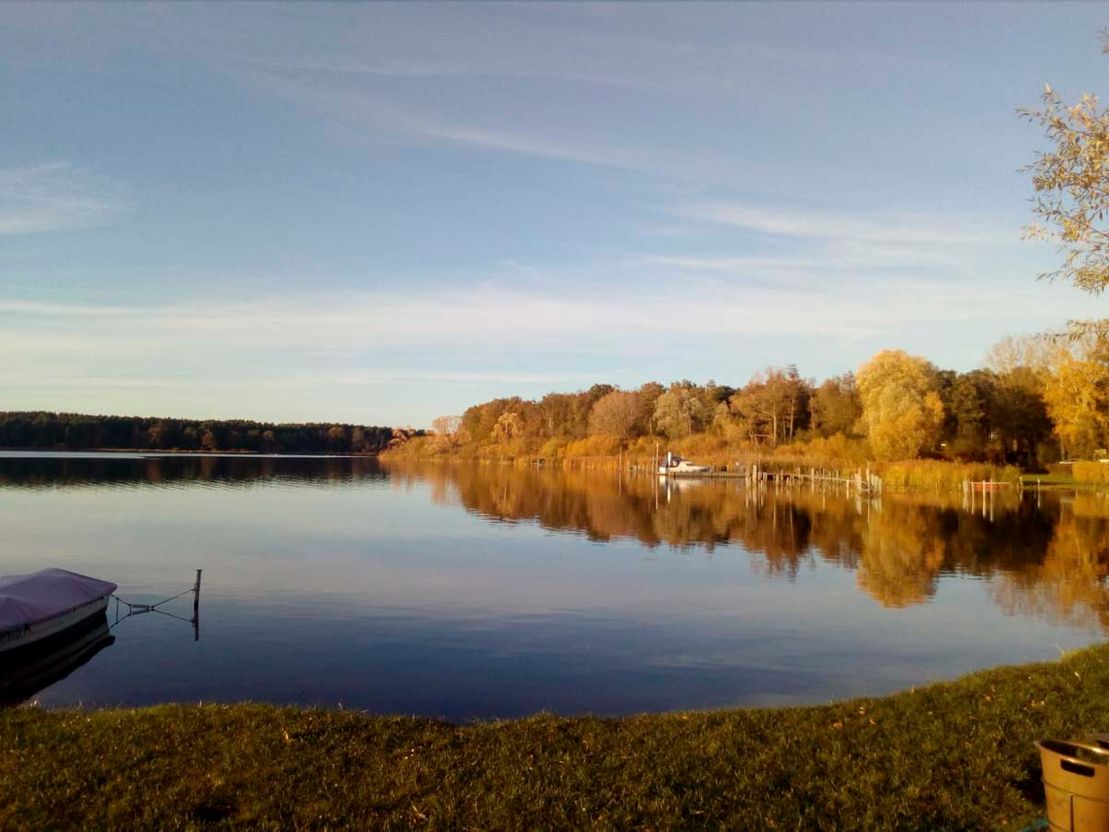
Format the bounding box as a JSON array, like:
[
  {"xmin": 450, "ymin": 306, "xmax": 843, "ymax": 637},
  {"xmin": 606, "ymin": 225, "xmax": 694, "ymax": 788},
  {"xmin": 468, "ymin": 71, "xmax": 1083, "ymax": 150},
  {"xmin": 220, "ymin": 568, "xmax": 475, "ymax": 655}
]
[
  {"xmin": 1073, "ymin": 493, "xmax": 1109, "ymax": 522},
  {"xmin": 383, "ymin": 461, "xmax": 1109, "ymax": 630},
  {"xmin": 382, "ymin": 462, "xmax": 955, "ymax": 572},
  {"xmin": 398, "ymin": 464, "xmax": 665, "ymax": 546},
  {"xmin": 792, "ymin": 492, "xmax": 866, "ymax": 572},
  {"xmin": 857, "ymin": 504, "xmax": 945, "ymax": 607},
  {"xmin": 27, "ymin": 454, "xmax": 1109, "ymax": 630},
  {"xmin": 395, "ymin": 463, "xmax": 858, "ymax": 562},
  {"xmin": 992, "ymin": 494, "xmax": 1109, "ymax": 629}
]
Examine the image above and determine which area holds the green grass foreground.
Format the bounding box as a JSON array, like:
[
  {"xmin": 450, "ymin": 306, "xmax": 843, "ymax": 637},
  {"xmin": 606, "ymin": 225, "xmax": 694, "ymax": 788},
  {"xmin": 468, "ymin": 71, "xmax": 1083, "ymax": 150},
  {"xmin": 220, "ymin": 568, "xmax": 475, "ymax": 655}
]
[{"xmin": 4, "ymin": 647, "xmax": 1109, "ymax": 830}]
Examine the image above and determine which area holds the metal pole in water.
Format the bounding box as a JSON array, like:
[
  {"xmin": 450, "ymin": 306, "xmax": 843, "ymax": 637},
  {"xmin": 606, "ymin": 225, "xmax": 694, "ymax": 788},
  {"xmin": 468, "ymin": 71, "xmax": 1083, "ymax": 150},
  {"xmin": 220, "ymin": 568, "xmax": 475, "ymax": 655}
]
[{"xmin": 193, "ymin": 568, "xmax": 202, "ymax": 642}]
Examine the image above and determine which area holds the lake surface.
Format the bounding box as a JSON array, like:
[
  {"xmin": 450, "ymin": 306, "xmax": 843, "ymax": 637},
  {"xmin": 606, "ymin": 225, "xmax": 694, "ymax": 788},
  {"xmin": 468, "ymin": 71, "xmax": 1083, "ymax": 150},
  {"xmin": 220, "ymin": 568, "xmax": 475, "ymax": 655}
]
[{"xmin": 1, "ymin": 452, "xmax": 1107, "ymax": 719}]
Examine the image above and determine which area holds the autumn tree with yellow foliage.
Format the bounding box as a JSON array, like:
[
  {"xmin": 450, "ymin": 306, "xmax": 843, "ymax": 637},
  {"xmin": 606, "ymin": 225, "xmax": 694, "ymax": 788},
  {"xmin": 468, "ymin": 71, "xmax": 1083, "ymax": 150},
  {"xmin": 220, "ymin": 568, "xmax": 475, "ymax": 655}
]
[
  {"xmin": 1041, "ymin": 335, "xmax": 1109, "ymax": 458},
  {"xmin": 856, "ymin": 350, "xmax": 945, "ymax": 462},
  {"xmin": 587, "ymin": 390, "xmax": 640, "ymax": 439}
]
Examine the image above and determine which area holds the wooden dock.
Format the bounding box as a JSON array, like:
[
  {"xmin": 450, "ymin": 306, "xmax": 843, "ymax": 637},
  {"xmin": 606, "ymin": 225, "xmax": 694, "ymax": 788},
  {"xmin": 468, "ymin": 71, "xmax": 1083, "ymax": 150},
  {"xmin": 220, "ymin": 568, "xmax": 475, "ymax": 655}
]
[
  {"xmin": 963, "ymin": 479, "xmax": 1013, "ymax": 492},
  {"xmin": 744, "ymin": 464, "xmax": 883, "ymax": 495},
  {"xmin": 962, "ymin": 479, "xmax": 1014, "ymax": 520},
  {"xmin": 643, "ymin": 462, "xmax": 883, "ymax": 494}
]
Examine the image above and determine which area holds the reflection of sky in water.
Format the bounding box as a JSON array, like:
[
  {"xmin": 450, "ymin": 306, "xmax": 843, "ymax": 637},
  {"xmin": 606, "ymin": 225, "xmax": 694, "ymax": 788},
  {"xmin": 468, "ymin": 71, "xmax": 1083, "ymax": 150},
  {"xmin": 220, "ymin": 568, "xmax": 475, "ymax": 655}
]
[{"xmin": 0, "ymin": 454, "xmax": 1102, "ymax": 719}]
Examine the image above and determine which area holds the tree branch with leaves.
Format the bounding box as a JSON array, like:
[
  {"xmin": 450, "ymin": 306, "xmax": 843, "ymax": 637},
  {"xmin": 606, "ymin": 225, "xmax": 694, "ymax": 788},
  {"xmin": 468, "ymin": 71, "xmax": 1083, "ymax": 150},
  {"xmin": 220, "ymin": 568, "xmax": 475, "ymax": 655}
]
[{"xmin": 1020, "ymin": 31, "xmax": 1109, "ymax": 336}]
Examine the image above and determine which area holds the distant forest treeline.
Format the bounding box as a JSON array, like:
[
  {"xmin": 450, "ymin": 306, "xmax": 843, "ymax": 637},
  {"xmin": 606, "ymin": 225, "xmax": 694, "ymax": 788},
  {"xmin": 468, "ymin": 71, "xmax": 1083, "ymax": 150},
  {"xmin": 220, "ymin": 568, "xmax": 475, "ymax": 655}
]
[
  {"xmin": 0, "ymin": 412, "xmax": 414, "ymax": 454},
  {"xmin": 389, "ymin": 333, "xmax": 1109, "ymax": 471}
]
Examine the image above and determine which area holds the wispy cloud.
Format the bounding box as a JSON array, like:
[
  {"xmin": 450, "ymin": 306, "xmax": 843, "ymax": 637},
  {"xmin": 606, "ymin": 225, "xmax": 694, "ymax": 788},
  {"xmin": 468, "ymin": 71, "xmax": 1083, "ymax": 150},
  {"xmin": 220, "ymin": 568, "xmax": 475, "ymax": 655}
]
[
  {"xmin": 0, "ymin": 6, "xmax": 983, "ymax": 192},
  {"xmin": 676, "ymin": 202, "xmax": 1010, "ymax": 247},
  {"xmin": 649, "ymin": 201, "xmax": 1032, "ymax": 283},
  {"xmin": 637, "ymin": 255, "xmax": 828, "ymax": 272},
  {"xmin": 231, "ymin": 65, "xmax": 667, "ymax": 173},
  {"xmin": 330, "ymin": 369, "xmax": 589, "ymax": 385},
  {"xmin": 1, "ymin": 276, "xmax": 1092, "ymax": 424},
  {"xmin": 0, "ymin": 278, "xmax": 1085, "ymax": 357},
  {"xmin": 27, "ymin": 369, "xmax": 587, "ymax": 390},
  {"xmin": 0, "ymin": 163, "xmax": 128, "ymax": 235},
  {"xmin": 634, "ymin": 242, "xmax": 984, "ymax": 283}
]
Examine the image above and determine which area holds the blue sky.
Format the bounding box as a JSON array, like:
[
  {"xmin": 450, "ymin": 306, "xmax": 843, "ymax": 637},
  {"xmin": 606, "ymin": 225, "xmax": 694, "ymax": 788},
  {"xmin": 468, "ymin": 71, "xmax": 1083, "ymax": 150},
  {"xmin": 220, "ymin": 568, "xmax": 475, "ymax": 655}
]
[{"xmin": 2, "ymin": 3, "xmax": 1105, "ymax": 427}]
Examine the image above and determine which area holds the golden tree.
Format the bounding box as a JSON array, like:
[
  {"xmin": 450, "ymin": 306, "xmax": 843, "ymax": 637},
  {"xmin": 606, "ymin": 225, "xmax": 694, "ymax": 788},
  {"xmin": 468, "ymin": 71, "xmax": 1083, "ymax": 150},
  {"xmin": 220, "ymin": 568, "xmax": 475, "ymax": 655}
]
[
  {"xmin": 856, "ymin": 350, "xmax": 944, "ymax": 461},
  {"xmin": 652, "ymin": 385, "xmax": 707, "ymax": 440},
  {"xmin": 587, "ymin": 390, "xmax": 640, "ymax": 439},
  {"xmin": 490, "ymin": 411, "xmax": 524, "ymax": 442},
  {"xmin": 1041, "ymin": 336, "xmax": 1109, "ymax": 458}
]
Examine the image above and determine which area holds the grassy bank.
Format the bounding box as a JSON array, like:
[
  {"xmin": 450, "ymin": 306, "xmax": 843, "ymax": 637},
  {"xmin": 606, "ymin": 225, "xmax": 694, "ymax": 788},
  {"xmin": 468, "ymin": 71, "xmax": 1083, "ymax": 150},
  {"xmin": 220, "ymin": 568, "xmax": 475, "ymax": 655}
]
[
  {"xmin": 1021, "ymin": 462, "xmax": 1109, "ymax": 490},
  {"xmin": 4, "ymin": 646, "xmax": 1109, "ymax": 830}
]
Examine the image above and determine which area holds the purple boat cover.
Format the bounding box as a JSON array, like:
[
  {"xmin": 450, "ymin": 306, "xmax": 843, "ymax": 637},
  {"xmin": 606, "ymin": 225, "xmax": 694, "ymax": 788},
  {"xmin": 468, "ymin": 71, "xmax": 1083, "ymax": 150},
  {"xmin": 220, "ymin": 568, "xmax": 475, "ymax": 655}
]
[{"xmin": 0, "ymin": 568, "xmax": 117, "ymax": 634}]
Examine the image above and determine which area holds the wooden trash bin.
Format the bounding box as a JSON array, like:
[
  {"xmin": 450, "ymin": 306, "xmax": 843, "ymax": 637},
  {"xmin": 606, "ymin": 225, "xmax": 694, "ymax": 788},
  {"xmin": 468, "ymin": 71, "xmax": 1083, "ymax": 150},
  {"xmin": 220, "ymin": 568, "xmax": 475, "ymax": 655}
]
[{"xmin": 1037, "ymin": 739, "xmax": 1109, "ymax": 831}]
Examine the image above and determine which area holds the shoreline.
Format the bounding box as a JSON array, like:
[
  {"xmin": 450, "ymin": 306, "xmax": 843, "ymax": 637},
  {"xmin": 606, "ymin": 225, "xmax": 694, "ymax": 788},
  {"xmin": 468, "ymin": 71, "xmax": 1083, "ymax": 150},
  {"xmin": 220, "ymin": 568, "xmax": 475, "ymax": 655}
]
[
  {"xmin": 5, "ymin": 645, "xmax": 1107, "ymax": 829},
  {"xmin": 383, "ymin": 451, "xmax": 1109, "ymax": 493},
  {"xmin": 0, "ymin": 448, "xmax": 379, "ymax": 458}
]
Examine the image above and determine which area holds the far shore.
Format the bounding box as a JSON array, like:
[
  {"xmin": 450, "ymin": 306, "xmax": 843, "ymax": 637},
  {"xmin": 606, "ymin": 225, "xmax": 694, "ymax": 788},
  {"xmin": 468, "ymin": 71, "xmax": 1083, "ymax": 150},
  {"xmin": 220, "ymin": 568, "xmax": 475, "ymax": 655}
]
[
  {"xmin": 5, "ymin": 448, "xmax": 1108, "ymax": 494},
  {"xmin": 0, "ymin": 448, "xmax": 378, "ymax": 457}
]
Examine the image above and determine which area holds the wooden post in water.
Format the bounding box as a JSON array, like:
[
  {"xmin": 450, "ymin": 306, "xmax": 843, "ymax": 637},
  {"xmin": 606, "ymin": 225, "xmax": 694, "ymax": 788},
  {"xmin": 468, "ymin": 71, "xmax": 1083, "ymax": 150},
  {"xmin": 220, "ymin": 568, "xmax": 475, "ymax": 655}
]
[{"xmin": 193, "ymin": 568, "xmax": 202, "ymax": 642}]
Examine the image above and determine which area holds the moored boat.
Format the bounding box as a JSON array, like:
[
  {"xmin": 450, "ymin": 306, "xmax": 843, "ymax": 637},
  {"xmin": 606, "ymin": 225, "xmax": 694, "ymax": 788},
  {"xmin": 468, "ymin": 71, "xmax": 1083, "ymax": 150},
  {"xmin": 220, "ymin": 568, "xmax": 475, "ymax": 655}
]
[
  {"xmin": 0, "ymin": 613, "xmax": 114, "ymax": 705},
  {"xmin": 0, "ymin": 568, "xmax": 117, "ymax": 654},
  {"xmin": 657, "ymin": 452, "xmax": 710, "ymax": 476}
]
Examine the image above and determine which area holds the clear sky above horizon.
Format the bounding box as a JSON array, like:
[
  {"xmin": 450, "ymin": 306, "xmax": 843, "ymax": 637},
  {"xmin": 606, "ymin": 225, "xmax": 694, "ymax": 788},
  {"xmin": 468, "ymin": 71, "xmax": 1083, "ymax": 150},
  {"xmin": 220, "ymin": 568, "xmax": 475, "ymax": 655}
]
[{"xmin": 2, "ymin": 2, "xmax": 1106, "ymax": 427}]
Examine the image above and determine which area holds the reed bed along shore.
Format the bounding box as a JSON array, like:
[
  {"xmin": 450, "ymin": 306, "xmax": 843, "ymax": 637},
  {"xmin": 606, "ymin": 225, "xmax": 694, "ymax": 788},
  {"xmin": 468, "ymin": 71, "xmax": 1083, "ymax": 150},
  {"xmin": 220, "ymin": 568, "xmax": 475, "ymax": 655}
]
[
  {"xmin": 4, "ymin": 645, "xmax": 1109, "ymax": 830},
  {"xmin": 1072, "ymin": 461, "xmax": 1109, "ymax": 485}
]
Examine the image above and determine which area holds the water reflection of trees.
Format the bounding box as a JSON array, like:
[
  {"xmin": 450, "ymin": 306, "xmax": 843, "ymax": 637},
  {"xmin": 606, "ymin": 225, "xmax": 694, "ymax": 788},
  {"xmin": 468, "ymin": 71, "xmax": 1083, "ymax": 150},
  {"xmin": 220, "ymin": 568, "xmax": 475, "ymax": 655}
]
[
  {"xmin": 991, "ymin": 494, "xmax": 1109, "ymax": 629},
  {"xmin": 8, "ymin": 456, "xmax": 1109, "ymax": 630},
  {"xmin": 0, "ymin": 455, "xmax": 386, "ymax": 489},
  {"xmin": 857, "ymin": 505, "xmax": 946, "ymax": 607},
  {"xmin": 387, "ymin": 462, "xmax": 1109, "ymax": 629}
]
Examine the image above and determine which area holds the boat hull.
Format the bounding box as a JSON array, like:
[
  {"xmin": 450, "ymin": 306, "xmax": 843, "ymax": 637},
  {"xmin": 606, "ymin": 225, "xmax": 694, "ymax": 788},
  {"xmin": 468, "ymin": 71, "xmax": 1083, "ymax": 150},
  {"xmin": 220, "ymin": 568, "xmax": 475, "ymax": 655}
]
[
  {"xmin": 0, "ymin": 611, "xmax": 114, "ymax": 705},
  {"xmin": 0, "ymin": 596, "xmax": 111, "ymax": 654}
]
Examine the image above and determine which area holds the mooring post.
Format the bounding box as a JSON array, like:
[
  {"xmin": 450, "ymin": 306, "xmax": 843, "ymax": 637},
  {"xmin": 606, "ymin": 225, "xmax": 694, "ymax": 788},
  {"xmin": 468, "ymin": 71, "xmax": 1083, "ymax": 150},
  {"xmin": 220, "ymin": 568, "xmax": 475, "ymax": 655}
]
[{"xmin": 193, "ymin": 568, "xmax": 202, "ymax": 642}]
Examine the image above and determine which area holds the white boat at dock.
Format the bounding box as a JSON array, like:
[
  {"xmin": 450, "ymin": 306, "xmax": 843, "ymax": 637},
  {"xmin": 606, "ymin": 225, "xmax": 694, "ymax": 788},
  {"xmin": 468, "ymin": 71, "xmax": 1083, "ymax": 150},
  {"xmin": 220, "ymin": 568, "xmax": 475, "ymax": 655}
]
[
  {"xmin": 658, "ymin": 452, "xmax": 710, "ymax": 476},
  {"xmin": 0, "ymin": 568, "xmax": 117, "ymax": 654}
]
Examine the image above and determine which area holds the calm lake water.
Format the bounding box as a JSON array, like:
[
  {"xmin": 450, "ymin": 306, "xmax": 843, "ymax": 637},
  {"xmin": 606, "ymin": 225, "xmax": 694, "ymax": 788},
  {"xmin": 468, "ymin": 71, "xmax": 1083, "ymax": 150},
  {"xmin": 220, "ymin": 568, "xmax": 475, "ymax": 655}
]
[{"xmin": 1, "ymin": 452, "xmax": 1106, "ymax": 719}]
